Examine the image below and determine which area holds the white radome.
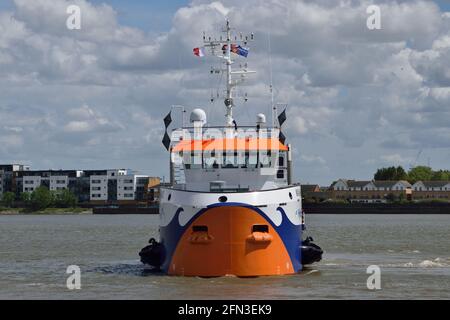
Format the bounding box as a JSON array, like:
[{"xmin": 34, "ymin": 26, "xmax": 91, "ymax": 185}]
[
  {"xmin": 257, "ymin": 113, "xmax": 266, "ymax": 125},
  {"xmin": 190, "ymin": 108, "xmax": 207, "ymax": 124}
]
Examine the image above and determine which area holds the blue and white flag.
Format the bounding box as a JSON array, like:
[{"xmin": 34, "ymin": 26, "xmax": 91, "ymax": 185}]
[
  {"xmin": 234, "ymin": 45, "xmax": 249, "ymax": 58},
  {"xmin": 223, "ymin": 44, "xmax": 250, "ymax": 58}
]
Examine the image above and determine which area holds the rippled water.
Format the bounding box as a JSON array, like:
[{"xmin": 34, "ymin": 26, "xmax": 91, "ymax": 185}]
[{"xmin": 0, "ymin": 214, "xmax": 449, "ymax": 300}]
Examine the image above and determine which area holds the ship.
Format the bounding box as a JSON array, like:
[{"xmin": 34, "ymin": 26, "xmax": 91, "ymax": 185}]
[{"xmin": 139, "ymin": 21, "xmax": 322, "ymax": 277}]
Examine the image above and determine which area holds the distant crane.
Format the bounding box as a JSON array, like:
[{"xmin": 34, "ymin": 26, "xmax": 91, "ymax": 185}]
[{"xmin": 410, "ymin": 149, "xmax": 423, "ymax": 170}]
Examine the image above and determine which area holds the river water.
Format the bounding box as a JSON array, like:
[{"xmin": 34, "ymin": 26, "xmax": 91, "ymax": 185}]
[{"xmin": 0, "ymin": 214, "xmax": 449, "ymax": 300}]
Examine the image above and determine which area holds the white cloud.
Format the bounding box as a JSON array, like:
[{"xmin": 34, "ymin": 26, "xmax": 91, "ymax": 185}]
[
  {"xmin": 67, "ymin": 104, "xmax": 95, "ymax": 119},
  {"xmin": 0, "ymin": 134, "xmax": 24, "ymax": 148},
  {"xmin": 301, "ymin": 154, "xmax": 326, "ymax": 165},
  {"xmin": 380, "ymin": 154, "xmax": 413, "ymax": 165},
  {"xmin": 292, "ymin": 116, "xmax": 308, "ymax": 134},
  {"xmin": 64, "ymin": 121, "xmax": 90, "ymax": 133}
]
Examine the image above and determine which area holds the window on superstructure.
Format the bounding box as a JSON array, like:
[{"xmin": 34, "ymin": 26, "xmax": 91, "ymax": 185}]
[
  {"xmin": 223, "ymin": 151, "xmax": 238, "ymax": 169},
  {"xmin": 277, "ymin": 170, "xmax": 285, "ymax": 179},
  {"xmin": 241, "ymin": 152, "xmax": 249, "ymax": 169},
  {"xmin": 189, "ymin": 151, "xmax": 203, "ymax": 169},
  {"xmin": 259, "ymin": 152, "xmax": 271, "ymax": 168},
  {"xmin": 247, "ymin": 152, "xmax": 258, "ymax": 169},
  {"xmin": 203, "ymin": 151, "xmax": 221, "ymax": 169}
]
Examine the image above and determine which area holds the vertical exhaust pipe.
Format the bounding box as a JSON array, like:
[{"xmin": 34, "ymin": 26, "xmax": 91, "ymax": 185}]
[
  {"xmin": 287, "ymin": 144, "xmax": 293, "ymax": 185},
  {"xmin": 169, "ymin": 146, "xmax": 174, "ymax": 186}
]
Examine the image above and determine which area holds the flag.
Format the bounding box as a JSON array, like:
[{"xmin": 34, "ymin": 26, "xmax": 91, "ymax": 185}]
[
  {"xmin": 193, "ymin": 47, "xmax": 205, "ymax": 57},
  {"xmin": 278, "ymin": 109, "xmax": 287, "ymax": 127},
  {"xmin": 279, "ymin": 131, "xmax": 286, "ymax": 145},
  {"xmin": 222, "ymin": 44, "xmax": 249, "ymax": 58},
  {"xmin": 162, "ymin": 111, "xmax": 172, "ymax": 151},
  {"xmin": 162, "ymin": 132, "xmax": 171, "ymax": 151},
  {"xmin": 163, "ymin": 111, "xmax": 172, "ymax": 129},
  {"xmin": 234, "ymin": 45, "xmax": 249, "ymax": 58}
]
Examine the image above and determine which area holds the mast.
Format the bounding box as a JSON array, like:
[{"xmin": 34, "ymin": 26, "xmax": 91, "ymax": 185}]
[
  {"xmin": 203, "ymin": 20, "xmax": 255, "ymax": 130},
  {"xmin": 225, "ymin": 20, "xmax": 233, "ymax": 128}
]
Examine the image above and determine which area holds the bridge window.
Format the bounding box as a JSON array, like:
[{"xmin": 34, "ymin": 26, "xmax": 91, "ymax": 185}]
[
  {"xmin": 277, "ymin": 170, "xmax": 285, "ymax": 179},
  {"xmin": 223, "ymin": 152, "xmax": 239, "ymax": 169}
]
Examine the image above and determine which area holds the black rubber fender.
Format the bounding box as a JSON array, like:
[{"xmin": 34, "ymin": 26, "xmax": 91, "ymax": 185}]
[
  {"xmin": 301, "ymin": 237, "xmax": 323, "ymax": 265},
  {"xmin": 139, "ymin": 238, "xmax": 165, "ymax": 268}
]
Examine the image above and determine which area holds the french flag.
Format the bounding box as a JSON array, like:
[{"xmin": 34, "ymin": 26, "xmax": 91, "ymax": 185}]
[{"xmin": 193, "ymin": 47, "xmax": 205, "ymax": 57}]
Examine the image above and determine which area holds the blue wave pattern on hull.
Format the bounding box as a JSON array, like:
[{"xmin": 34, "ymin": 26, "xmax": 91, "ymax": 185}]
[{"xmin": 159, "ymin": 202, "xmax": 302, "ymax": 274}]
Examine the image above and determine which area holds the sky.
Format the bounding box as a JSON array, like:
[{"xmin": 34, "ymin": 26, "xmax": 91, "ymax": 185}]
[{"xmin": 1, "ymin": 0, "xmax": 450, "ymax": 186}]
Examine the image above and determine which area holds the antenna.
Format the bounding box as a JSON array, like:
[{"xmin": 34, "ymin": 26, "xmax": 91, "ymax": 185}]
[
  {"xmin": 201, "ymin": 20, "xmax": 255, "ymax": 130},
  {"xmin": 268, "ymin": 27, "xmax": 275, "ymax": 127}
]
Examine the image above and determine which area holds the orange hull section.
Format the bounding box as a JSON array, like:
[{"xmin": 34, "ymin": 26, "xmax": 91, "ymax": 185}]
[{"xmin": 168, "ymin": 206, "xmax": 295, "ymax": 277}]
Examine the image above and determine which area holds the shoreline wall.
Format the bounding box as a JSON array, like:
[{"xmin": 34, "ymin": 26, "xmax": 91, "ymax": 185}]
[{"xmin": 92, "ymin": 203, "xmax": 450, "ymax": 215}]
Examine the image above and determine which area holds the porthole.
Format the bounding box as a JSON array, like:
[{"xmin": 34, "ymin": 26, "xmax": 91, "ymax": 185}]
[{"xmin": 219, "ymin": 196, "xmax": 228, "ymax": 203}]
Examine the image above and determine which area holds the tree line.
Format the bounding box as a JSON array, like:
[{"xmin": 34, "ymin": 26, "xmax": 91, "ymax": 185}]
[
  {"xmin": 1, "ymin": 187, "xmax": 78, "ymax": 211},
  {"xmin": 374, "ymin": 166, "xmax": 450, "ymax": 184}
]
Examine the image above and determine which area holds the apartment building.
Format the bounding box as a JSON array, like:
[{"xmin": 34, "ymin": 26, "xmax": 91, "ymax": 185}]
[
  {"xmin": 0, "ymin": 164, "xmax": 159, "ymax": 205},
  {"xmin": 135, "ymin": 176, "xmax": 157, "ymax": 202},
  {"xmin": 88, "ymin": 169, "xmax": 161, "ymax": 204},
  {"xmin": 16, "ymin": 170, "xmax": 81, "ymax": 195},
  {"xmin": 89, "ymin": 173, "xmax": 108, "ymax": 201},
  {"xmin": 88, "ymin": 169, "xmax": 135, "ymax": 203},
  {"xmin": 0, "ymin": 164, "xmax": 30, "ymax": 197},
  {"xmin": 49, "ymin": 175, "xmax": 69, "ymax": 191},
  {"xmin": 22, "ymin": 176, "xmax": 42, "ymax": 193}
]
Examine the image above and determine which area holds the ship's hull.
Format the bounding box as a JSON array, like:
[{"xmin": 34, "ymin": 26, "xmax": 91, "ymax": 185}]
[{"xmin": 158, "ymin": 186, "xmax": 303, "ymax": 277}]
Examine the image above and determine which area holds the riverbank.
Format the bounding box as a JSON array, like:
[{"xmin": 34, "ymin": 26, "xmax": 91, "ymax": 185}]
[
  {"xmin": 3, "ymin": 202, "xmax": 450, "ymax": 215},
  {"xmin": 93, "ymin": 206, "xmax": 158, "ymax": 215},
  {"xmin": 0, "ymin": 207, "xmax": 92, "ymax": 215}
]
